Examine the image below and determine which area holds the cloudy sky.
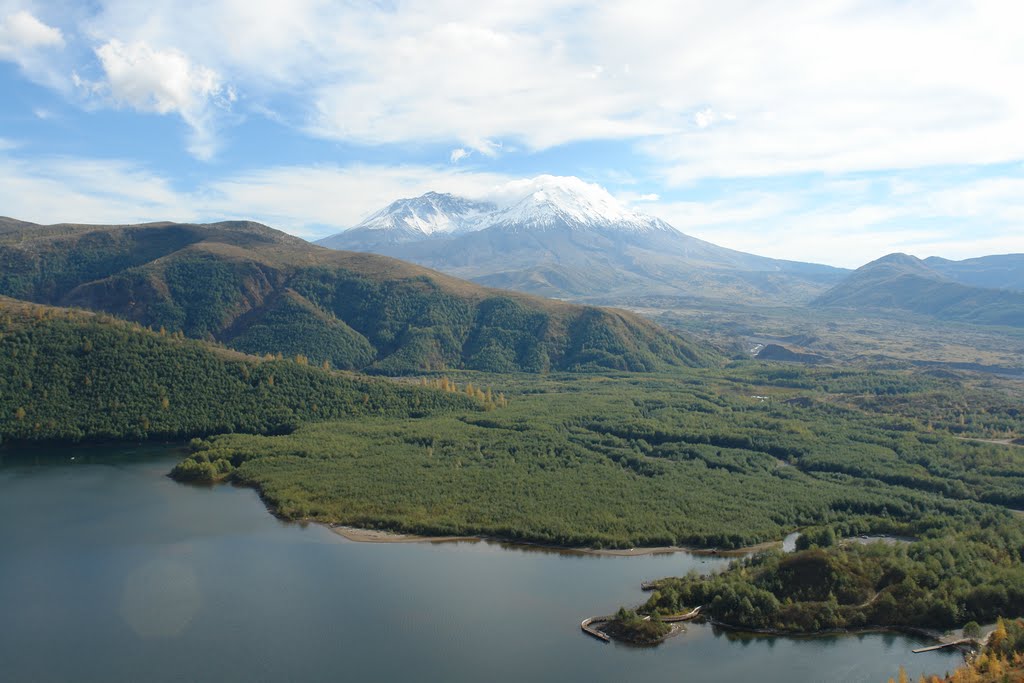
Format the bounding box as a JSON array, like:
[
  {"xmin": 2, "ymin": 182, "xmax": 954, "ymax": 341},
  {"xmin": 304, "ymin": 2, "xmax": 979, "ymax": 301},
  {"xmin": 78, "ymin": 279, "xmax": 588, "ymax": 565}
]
[{"xmin": 1, "ymin": 0, "xmax": 1023, "ymax": 267}]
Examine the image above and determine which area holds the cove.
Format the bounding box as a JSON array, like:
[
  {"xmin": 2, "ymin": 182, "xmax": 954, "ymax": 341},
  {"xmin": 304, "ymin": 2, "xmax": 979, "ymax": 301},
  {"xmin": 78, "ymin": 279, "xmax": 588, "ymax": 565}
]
[{"xmin": 0, "ymin": 445, "xmax": 964, "ymax": 683}]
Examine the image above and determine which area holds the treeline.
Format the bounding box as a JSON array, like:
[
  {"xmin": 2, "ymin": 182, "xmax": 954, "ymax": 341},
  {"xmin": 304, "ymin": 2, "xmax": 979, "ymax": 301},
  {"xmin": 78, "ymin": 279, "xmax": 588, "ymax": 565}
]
[{"xmin": 0, "ymin": 301, "xmax": 477, "ymax": 444}]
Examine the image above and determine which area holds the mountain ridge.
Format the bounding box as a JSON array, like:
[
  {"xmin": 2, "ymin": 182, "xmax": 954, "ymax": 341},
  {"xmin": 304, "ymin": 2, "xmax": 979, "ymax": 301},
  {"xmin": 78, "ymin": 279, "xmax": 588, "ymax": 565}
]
[
  {"xmin": 0, "ymin": 217, "xmax": 718, "ymax": 373},
  {"xmin": 924, "ymin": 253, "xmax": 1024, "ymax": 292},
  {"xmin": 813, "ymin": 252, "xmax": 1024, "ymax": 327}
]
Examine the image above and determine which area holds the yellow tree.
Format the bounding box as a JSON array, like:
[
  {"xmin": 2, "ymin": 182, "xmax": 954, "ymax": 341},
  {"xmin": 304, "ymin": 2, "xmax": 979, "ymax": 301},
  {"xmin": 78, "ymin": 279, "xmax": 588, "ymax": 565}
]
[{"xmin": 992, "ymin": 617, "xmax": 1008, "ymax": 649}]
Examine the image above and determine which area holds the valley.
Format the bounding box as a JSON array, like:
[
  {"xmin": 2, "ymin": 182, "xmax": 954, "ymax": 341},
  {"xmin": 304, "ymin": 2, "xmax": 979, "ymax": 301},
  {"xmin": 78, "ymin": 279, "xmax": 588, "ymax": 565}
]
[
  {"xmin": 620, "ymin": 295, "xmax": 1024, "ymax": 371},
  {"xmin": 2, "ymin": 211, "xmax": 1022, "ymax": 683}
]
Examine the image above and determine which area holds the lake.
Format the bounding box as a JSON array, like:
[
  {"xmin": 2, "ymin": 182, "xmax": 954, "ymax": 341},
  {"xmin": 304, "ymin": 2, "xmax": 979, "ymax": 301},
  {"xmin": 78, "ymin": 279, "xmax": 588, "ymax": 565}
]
[{"xmin": 0, "ymin": 445, "xmax": 964, "ymax": 682}]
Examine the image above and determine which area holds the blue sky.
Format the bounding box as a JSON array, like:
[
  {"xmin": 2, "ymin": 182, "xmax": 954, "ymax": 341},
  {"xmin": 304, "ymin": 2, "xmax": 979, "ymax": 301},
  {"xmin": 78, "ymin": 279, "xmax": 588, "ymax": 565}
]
[{"xmin": 1, "ymin": 1, "xmax": 1023, "ymax": 267}]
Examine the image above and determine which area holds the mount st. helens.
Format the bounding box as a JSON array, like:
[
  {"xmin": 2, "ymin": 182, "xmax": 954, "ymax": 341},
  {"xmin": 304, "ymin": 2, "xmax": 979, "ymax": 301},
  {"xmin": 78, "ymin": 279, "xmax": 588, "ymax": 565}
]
[
  {"xmin": 317, "ymin": 176, "xmax": 848, "ymax": 303},
  {"xmin": 0, "ymin": 217, "xmax": 715, "ymax": 374}
]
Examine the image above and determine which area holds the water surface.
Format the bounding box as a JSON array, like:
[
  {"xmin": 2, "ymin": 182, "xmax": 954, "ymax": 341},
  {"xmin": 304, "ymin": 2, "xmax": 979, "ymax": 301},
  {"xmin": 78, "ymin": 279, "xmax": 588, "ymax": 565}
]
[{"xmin": 0, "ymin": 445, "xmax": 964, "ymax": 682}]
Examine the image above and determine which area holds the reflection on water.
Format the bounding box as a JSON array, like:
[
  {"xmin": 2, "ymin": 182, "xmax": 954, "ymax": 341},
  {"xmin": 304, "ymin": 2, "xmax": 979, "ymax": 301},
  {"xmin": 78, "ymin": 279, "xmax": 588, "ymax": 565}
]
[{"xmin": 0, "ymin": 445, "xmax": 964, "ymax": 683}]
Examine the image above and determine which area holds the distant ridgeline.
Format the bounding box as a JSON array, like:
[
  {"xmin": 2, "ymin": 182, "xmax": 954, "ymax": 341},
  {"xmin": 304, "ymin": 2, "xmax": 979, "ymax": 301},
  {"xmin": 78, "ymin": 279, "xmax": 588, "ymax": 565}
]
[
  {"xmin": 0, "ymin": 297, "xmax": 478, "ymax": 443},
  {"xmin": 0, "ymin": 218, "xmax": 716, "ymax": 374},
  {"xmin": 814, "ymin": 253, "xmax": 1024, "ymax": 327}
]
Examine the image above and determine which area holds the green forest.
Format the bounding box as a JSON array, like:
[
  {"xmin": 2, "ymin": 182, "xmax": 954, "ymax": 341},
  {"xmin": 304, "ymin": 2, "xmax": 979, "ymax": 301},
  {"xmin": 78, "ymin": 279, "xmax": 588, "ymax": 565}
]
[
  {"xmin": 170, "ymin": 367, "xmax": 1024, "ymax": 548},
  {"xmin": 640, "ymin": 524, "xmax": 1024, "ymax": 633},
  {"xmin": 0, "ymin": 298, "xmax": 476, "ymax": 444}
]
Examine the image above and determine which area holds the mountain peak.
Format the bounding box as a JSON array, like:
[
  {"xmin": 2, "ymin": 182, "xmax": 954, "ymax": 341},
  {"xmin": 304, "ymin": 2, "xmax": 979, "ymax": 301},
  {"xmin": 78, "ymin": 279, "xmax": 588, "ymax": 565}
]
[
  {"xmin": 859, "ymin": 253, "xmax": 944, "ymax": 278},
  {"xmin": 485, "ymin": 175, "xmax": 671, "ymax": 234},
  {"xmin": 318, "ymin": 175, "xmax": 672, "ymax": 247},
  {"xmin": 355, "ymin": 192, "xmax": 496, "ymax": 237},
  {"xmin": 870, "ymin": 252, "xmax": 923, "ymax": 267}
]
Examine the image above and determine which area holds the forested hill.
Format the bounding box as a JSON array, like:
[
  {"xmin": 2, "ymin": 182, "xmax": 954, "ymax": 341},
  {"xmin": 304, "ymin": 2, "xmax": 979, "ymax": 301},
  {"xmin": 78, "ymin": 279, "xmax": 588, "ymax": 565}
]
[
  {"xmin": 0, "ymin": 218, "xmax": 717, "ymax": 373},
  {"xmin": 813, "ymin": 253, "xmax": 1024, "ymax": 327},
  {"xmin": 0, "ymin": 297, "xmax": 478, "ymax": 443}
]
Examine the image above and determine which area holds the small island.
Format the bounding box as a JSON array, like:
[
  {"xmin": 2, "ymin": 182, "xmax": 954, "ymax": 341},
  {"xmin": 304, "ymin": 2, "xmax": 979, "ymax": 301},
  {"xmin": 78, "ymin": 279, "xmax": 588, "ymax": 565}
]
[{"xmin": 599, "ymin": 608, "xmax": 672, "ymax": 645}]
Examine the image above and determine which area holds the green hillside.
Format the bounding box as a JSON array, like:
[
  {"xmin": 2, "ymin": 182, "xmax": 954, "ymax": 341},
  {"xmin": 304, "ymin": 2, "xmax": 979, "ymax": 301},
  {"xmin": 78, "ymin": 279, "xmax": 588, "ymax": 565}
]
[
  {"xmin": 813, "ymin": 253, "xmax": 1024, "ymax": 327},
  {"xmin": 0, "ymin": 218, "xmax": 717, "ymax": 374},
  {"xmin": 0, "ymin": 297, "xmax": 476, "ymax": 443}
]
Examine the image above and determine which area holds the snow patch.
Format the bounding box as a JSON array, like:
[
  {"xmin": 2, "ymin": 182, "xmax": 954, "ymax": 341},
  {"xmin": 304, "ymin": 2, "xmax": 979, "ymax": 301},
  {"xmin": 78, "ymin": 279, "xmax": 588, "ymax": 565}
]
[{"xmin": 349, "ymin": 176, "xmax": 671, "ymax": 237}]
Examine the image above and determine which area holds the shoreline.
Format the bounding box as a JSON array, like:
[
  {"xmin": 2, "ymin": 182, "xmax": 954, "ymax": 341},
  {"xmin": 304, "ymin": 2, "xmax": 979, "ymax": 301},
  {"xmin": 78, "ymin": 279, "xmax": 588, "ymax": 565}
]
[
  {"xmin": 598, "ymin": 615, "xmax": 973, "ymax": 651},
  {"xmin": 330, "ymin": 525, "xmax": 479, "ymax": 544},
  {"xmin": 705, "ymin": 618, "xmax": 981, "ymax": 654},
  {"xmin": 326, "ymin": 522, "xmax": 781, "ymax": 557},
  {"xmin": 226, "ymin": 473, "xmax": 787, "ymax": 557}
]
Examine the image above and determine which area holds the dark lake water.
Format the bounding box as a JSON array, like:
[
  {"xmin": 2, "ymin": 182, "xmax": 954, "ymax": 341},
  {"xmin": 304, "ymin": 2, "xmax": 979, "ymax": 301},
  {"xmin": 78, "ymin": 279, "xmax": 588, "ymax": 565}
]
[{"xmin": 0, "ymin": 445, "xmax": 964, "ymax": 683}]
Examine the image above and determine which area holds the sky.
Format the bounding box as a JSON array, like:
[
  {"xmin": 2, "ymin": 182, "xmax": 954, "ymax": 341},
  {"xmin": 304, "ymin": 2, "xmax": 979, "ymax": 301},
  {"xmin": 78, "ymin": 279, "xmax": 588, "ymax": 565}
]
[{"xmin": 1, "ymin": 1, "xmax": 1023, "ymax": 268}]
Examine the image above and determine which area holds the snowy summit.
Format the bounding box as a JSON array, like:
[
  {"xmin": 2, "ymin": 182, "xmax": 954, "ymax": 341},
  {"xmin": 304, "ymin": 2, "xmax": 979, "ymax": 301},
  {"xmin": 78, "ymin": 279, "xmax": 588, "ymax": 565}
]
[
  {"xmin": 356, "ymin": 191, "xmax": 496, "ymax": 237},
  {"xmin": 343, "ymin": 176, "xmax": 673, "ymax": 240},
  {"xmin": 485, "ymin": 176, "xmax": 672, "ymax": 234}
]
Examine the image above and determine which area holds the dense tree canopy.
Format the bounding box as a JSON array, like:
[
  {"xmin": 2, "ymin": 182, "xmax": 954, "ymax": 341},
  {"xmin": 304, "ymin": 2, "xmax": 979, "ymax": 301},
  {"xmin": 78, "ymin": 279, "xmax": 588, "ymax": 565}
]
[{"xmin": 0, "ymin": 299, "xmax": 476, "ymax": 443}]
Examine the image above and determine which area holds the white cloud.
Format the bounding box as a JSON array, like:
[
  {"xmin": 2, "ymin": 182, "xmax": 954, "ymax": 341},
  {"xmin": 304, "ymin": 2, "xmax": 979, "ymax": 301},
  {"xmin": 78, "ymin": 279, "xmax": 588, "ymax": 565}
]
[
  {"xmin": 91, "ymin": 39, "xmax": 230, "ymax": 160},
  {"xmin": 694, "ymin": 107, "xmax": 717, "ymax": 129},
  {"xmin": 1, "ymin": 0, "xmax": 1015, "ymax": 178},
  {"xmin": 0, "ymin": 153, "xmax": 191, "ymax": 225},
  {"xmin": 0, "ymin": 10, "xmax": 63, "ymax": 53},
  {"xmin": 0, "ymin": 9, "xmax": 67, "ymax": 87},
  {"xmin": 449, "ymin": 148, "xmax": 470, "ymax": 164},
  {"xmin": 71, "ymin": 0, "xmax": 1024, "ymax": 177},
  {"xmin": 650, "ymin": 175, "xmax": 1024, "ymax": 268}
]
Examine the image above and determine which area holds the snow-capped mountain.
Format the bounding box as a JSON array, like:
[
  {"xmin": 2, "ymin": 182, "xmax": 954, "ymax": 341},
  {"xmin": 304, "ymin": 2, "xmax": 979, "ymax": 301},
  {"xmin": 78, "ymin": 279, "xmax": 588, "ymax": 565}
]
[
  {"xmin": 339, "ymin": 191, "xmax": 496, "ymax": 247},
  {"xmin": 317, "ymin": 176, "xmax": 847, "ymax": 303},
  {"xmin": 482, "ymin": 175, "xmax": 672, "ymax": 234},
  {"xmin": 319, "ymin": 176, "xmax": 669, "ymax": 248}
]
